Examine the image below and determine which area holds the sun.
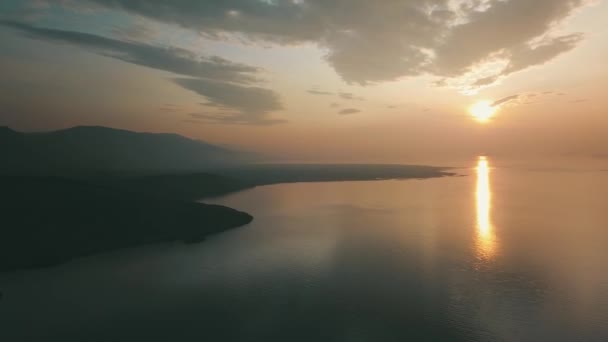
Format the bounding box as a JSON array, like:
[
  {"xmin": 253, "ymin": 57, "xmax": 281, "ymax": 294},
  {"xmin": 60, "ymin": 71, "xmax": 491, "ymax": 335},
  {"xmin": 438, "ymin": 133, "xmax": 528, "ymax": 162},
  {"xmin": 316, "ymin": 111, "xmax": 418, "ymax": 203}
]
[{"xmin": 469, "ymin": 100, "xmax": 497, "ymax": 123}]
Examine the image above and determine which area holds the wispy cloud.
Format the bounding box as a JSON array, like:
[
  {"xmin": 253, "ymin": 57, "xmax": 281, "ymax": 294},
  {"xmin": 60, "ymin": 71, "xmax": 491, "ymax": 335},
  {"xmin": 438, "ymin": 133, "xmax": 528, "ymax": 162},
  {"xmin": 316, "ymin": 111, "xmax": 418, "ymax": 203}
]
[
  {"xmin": 339, "ymin": 108, "xmax": 361, "ymax": 115},
  {"xmin": 177, "ymin": 78, "xmax": 284, "ymax": 125},
  {"xmin": 490, "ymin": 91, "xmax": 575, "ymax": 109},
  {"xmin": 492, "ymin": 95, "xmax": 520, "ymax": 107},
  {"xmin": 339, "ymin": 92, "xmax": 365, "ymax": 101},
  {"xmin": 307, "ymin": 89, "xmax": 334, "ymax": 96},
  {"xmin": 0, "ymin": 19, "xmax": 284, "ymax": 125},
  {"xmin": 159, "ymin": 104, "xmax": 183, "ymax": 113},
  {"xmin": 0, "ymin": 20, "xmax": 261, "ymax": 84},
  {"xmin": 570, "ymin": 98, "xmax": 588, "ymax": 103}
]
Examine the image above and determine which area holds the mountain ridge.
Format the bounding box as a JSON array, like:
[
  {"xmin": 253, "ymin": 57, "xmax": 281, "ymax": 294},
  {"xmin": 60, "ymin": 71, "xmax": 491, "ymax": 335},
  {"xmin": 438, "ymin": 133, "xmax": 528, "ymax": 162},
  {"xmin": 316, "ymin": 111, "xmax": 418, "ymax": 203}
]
[{"xmin": 0, "ymin": 125, "xmax": 253, "ymax": 175}]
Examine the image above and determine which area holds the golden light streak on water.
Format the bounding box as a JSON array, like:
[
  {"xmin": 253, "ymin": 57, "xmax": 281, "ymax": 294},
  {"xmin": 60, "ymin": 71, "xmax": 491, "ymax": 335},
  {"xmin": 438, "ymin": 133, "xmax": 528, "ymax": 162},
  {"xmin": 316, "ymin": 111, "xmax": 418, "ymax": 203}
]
[{"xmin": 476, "ymin": 156, "xmax": 496, "ymax": 259}]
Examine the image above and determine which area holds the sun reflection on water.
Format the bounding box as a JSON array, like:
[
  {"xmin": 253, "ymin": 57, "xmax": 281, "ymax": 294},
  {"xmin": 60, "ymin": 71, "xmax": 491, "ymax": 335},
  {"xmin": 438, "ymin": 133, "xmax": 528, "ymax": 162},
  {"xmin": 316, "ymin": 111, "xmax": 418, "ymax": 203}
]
[{"xmin": 476, "ymin": 156, "xmax": 496, "ymax": 259}]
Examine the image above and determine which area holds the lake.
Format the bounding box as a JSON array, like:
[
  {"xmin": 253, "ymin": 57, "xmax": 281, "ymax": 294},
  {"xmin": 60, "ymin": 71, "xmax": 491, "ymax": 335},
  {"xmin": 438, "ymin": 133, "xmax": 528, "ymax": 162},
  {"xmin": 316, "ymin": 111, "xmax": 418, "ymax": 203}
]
[{"xmin": 1, "ymin": 157, "xmax": 607, "ymax": 341}]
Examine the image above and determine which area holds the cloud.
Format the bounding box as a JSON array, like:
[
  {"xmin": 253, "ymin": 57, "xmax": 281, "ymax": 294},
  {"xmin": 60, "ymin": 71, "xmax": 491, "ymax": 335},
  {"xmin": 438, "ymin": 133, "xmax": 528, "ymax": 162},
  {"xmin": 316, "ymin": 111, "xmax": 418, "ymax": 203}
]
[
  {"xmin": 492, "ymin": 95, "xmax": 520, "ymax": 107},
  {"xmin": 339, "ymin": 92, "xmax": 365, "ymax": 101},
  {"xmin": 472, "ymin": 75, "xmax": 500, "ymax": 87},
  {"xmin": 434, "ymin": 1, "xmax": 587, "ymax": 75},
  {"xmin": 307, "ymin": 89, "xmax": 334, "ymax": 96},
  {"xmin": 490, "ymin": 91, "xmax": 572, "ymax": 108},
  {"xmin": 0, "ymin": 20, "xmax": 261, "ymax": 84},
  {"xmin": 309, "ymin": 89, "xmax": 365, "ymax": 102},
  {"xmin": 0, "ymin": 19, "xmax": 284, "ymax": 124},
  {"xmin": 85, "ymin": 0, "xmax": 592, "ymax": 88},
  {"xmin": 159, "ymin": 104, "xmax": 183, "ymax": 113},
  {"xmin": 187, "ymin": 112, "xmax": 285, "ymax": 125},
  {"xmin": 338, "ymin": 108, "xmax": 361, "ymax": 115},
  {"xmin": 177, "ymin": 78, "xmax": 284, "ymax": 125},
  {"xmin": 111, "ymin": 20, "xmax": 157, "ymax": 41},
  {"xmin": 501, "ymin": 33, "xmax": 585, "ymax": 77}
]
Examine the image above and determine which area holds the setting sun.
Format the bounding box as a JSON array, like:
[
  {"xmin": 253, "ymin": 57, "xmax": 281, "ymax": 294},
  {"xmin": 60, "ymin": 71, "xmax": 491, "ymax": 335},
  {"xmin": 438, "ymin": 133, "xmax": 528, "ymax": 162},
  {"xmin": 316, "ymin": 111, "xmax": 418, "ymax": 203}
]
[
  {"xmin": 2, "ymin": 1, "xmax": 608, "ymax": 340},
  {"xmin": 469, "ymin": 100, "xmax": 497, "ymax": 123}
]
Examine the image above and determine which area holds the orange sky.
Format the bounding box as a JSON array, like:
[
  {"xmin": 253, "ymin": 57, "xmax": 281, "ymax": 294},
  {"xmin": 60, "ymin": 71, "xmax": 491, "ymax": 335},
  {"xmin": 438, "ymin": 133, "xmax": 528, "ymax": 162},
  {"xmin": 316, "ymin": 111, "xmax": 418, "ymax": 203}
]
[{"xmin": 1, "ymin": 0, "xmax": 607, "ymax": 162}]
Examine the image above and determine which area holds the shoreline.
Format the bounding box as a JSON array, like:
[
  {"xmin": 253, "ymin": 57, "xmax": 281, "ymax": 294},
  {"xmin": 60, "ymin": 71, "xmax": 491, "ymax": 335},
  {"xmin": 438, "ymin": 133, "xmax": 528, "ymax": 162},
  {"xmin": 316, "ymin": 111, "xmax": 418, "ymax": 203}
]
[
  {"xmin": 0, "ymin": 164, "xmax": 455, "ymax": 272},
  {"xmin": 0, "ymin": 177, "xmax": 253, "ymax": 273}
]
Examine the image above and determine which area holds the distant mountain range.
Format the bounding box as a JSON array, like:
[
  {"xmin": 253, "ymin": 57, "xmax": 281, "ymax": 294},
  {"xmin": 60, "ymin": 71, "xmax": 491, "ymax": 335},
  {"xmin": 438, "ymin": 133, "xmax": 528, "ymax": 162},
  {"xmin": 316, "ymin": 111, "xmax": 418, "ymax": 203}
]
[
  {"xmin": 0, "ymin": 126, "xmax": 252, "ymax": 175},
  {"xmin": 0, "ymin": 126, "xmax": 457, "ymax": 271}
]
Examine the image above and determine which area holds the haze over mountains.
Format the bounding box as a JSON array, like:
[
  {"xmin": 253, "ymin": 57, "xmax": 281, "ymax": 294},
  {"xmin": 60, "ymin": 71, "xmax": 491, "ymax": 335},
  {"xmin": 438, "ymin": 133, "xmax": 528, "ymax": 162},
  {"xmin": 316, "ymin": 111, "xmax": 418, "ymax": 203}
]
[
  {"xmin": 0, "ymin": 126, "xmax": 253, "ymax": 175},
  {"xmin": 0, "ymin": 124, "xmax": 455, "ymax": 271},
  {"xmin": 0, "ymin": 126, "xmax": 256, "ymax": 271}
]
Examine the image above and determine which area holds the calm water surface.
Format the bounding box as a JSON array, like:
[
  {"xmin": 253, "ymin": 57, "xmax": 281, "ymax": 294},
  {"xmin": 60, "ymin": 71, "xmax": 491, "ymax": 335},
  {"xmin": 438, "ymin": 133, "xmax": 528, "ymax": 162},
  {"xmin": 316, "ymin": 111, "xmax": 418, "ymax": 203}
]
[{"xmin": 1, "ymin": 158, "xmax": 608, "ymax": 341}]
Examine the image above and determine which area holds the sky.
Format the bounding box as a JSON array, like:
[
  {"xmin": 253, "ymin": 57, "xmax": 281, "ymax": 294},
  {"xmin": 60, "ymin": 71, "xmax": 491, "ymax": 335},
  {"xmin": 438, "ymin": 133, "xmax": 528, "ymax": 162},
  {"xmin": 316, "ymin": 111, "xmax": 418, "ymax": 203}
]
[{"xmin": 1, "ymin": 0, "xmax": 607, "ymax": 163}]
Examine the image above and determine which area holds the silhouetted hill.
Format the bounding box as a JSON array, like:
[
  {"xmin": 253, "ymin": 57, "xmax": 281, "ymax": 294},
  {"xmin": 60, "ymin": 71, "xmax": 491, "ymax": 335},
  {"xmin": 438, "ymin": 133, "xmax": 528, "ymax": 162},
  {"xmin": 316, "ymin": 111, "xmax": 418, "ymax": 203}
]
[
  {"xmin": 79, "ymin": 164, "xmax": 454, "ymax": 201},
  {"xmin": 95, "ymin": 173, "xmax": 254, "ymax": 201},
  {"xmin": 0, "ymin": 162, "xmax": 454, "ymax": 272},
  {"xmin": 0, "ymin": 126, "xmax": 18, "ymax": 136},
  {"xmin": 84, "ymin": 164, "xmax": 454, "ymax": 201},
  {"xmin": 0, "ymin": 176, "xmax": 253, "ymax": 272},
  {"xmin": 0, "ymin": 126, "xmax": 252, "ymax": 175},
  {"xmin": 0, "ymin": 125, "xmax": 457, "ymax": 273},
  {"xmin": 215, "ymin": 164, "xmax": 455, "ymax": 185}
]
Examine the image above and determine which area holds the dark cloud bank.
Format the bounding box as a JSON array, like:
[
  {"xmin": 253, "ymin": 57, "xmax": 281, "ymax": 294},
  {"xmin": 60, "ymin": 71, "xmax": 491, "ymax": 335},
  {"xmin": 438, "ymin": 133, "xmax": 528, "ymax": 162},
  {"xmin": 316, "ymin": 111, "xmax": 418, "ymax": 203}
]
[
  {"xmin": 0, "ymin": 19, "xmax": 283, "ymax": 125},
  {"xmin": 85, "ymin": 0, "xmax": 590, "ymax": 87}
]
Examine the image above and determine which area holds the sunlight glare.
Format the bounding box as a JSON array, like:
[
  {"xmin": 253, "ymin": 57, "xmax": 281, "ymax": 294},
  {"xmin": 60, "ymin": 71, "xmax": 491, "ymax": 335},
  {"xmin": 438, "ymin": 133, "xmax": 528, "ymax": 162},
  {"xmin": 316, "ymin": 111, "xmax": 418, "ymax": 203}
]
[{"xmin": 469, "ymin": 100, "xmax": 497, "ymax": 123}]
